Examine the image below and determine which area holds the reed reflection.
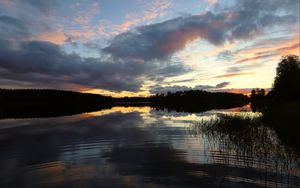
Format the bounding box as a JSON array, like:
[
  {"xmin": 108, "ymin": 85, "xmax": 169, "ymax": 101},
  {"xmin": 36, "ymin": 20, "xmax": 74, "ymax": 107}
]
[{"xmin": 190, "ymin": 113, "xmax": 300, "ymax": 187}]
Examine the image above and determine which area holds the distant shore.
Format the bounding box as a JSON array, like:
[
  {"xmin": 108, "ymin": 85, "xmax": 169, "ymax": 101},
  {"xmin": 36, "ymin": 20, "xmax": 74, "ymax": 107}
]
[{"xmin": 0, "ymin": 88, "xmax": 249, "ymax": 119}]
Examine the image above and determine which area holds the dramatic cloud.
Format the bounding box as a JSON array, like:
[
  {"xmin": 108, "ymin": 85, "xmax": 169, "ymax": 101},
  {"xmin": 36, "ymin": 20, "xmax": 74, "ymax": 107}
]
[
  {"xmin": 0, "ymin": 0, "xmax": 298, "ymax": 93},
  {"xmin": 0, "ymin": 41, "xmax": 188, "ymax": 92},
  {"xmin": 0, "ymin": 16, "xmax": 188, "ymax": 91},
  {"xmin": 0, "ymin": 40, "xmax": 140, "ymax": 91},
  {"xmin": 103, "ymin": 0, "xmax": 298, "ymax": 61}
]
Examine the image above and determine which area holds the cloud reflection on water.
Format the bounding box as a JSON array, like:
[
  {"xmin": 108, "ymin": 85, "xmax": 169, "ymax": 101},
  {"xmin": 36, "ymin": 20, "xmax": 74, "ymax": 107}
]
[{"xmin": 0, "ymin": 106, "xmax": 300, "ymax": 187}]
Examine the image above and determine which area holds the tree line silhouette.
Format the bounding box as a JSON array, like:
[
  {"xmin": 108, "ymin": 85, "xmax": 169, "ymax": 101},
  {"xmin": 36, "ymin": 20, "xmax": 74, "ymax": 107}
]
[
  {"xmin": 0, "ymin": 89, "xmax": 113, "ymax": 118},
  {"xmin": 149, "ymin": 90, "xmax": 248, "ymax": 113},
  {"xmin": 0, "ymin": 89, "xmax": 113, "ymax": 104},
  {"xmin": 0, "ymin": 55, "xmax": 298, "ymax": 118},
  {"xmin": 0, "ymin": 88, "xmax": 249, "ymax": 118}
]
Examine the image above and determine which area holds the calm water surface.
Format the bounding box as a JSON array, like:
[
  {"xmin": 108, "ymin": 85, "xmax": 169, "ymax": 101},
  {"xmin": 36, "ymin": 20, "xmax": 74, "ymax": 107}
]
[{"xmin": 0, "ymin": 106, "xmax": 300, "ymax": 187}]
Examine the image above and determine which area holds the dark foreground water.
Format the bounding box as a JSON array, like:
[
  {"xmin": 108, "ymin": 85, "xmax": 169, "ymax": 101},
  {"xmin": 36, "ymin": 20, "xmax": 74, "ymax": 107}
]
[{"xmin": 0, "ymin": 106, "xmax": 300, "ymax": 187}]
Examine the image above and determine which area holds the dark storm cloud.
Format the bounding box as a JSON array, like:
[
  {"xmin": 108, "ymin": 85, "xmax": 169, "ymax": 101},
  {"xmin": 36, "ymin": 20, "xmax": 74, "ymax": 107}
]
[
  {"xmin": 0, "ymin": 16, "xmax": 188, "ymax": 91},
  {"xmin": 150, "ymin": 82, "xmax": 230, "ymax": 94},
  {"xmin": 0, "ymin": 39, "xmax": 144, "ymax": 91},
  {"xmin": 103, "ymin": 0, "xmax": 298, "ymax": 61},
  {"xmin": 0, "ymin": 16, "xmax": 30, "ymax": 39}
]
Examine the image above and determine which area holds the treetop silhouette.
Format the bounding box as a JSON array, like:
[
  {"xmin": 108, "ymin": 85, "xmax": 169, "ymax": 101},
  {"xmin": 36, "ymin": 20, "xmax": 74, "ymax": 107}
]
[{"xmin": 272, "ymin": 55, "xmax": 300, "ymax": 100}]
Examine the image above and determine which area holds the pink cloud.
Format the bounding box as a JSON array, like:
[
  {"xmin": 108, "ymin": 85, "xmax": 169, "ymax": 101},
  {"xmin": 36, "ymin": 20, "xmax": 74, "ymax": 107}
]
[
  {"xmin": 35, "ymin": 32, "xmax": 67, "ymax": 44},
  {"xmin": 159, "ymin": 29, "xmax": 206, "ymax": 55},
  {"xmin": 231, "ymin": 32, "xmax": 299, "ymax": 67},
  {"xmin": 255, "ymin": 43, "xmax": 300, "ymax": 56},
  {"xmin": 158, "ymin": 19, "xmax": 228, "ymax": 55},
  {"xmin": 234, "ymin": 54, "xmax": 274, "ymax": 64},
  {"xmin": 69, "ymin": 31, "xmax": 96, "ymax": 40},
  {"xmin": 214, "ymin": 72, "xmax": 254, "ymax": 78}
]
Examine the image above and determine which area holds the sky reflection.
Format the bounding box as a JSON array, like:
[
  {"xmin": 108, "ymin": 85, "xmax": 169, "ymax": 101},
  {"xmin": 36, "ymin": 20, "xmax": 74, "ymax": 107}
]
[{"xmin": 0, "ymin": 106, "xmax": 300, "ymax": 187}]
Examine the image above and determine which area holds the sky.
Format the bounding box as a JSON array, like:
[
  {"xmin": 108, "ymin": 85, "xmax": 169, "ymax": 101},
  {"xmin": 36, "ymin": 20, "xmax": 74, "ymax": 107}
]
[{"xmin": 0, "ymin": 0, "xmax": 299, "ymax": 97}]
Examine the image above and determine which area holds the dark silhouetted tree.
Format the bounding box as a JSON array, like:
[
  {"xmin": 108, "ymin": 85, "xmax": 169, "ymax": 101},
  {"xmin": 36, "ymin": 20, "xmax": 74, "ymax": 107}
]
[
  {"xmin": 250, "ymin": 88, "xmax": 266, "ymax": 101},
  {"xmin": 272, "ymin": 55, "xmax": 300, "ymax": 100}
]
